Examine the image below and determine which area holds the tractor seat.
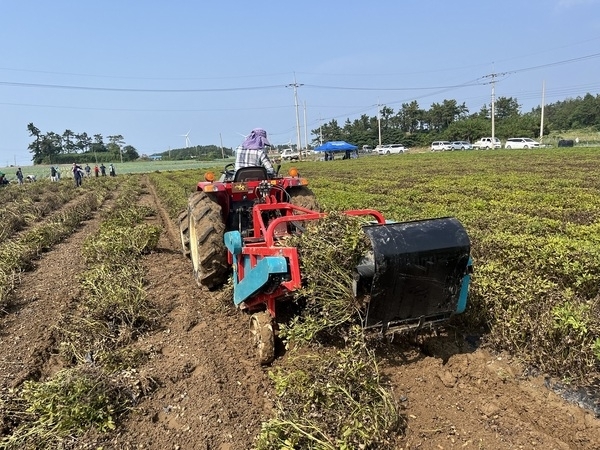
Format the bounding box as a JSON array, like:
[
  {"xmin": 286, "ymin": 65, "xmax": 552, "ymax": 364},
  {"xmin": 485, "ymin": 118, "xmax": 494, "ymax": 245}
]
[{"xmin": 234, "ymin": 166, "xmax": 268, "ymax": 182}]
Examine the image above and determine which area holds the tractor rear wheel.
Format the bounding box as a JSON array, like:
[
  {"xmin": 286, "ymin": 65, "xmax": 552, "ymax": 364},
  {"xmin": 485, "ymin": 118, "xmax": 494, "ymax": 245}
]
[
  {"xmin": 250, "ymin": 312, "xmax": 275, "ymax": 365},
  {"xmin": 178, "ymin": 209, "xmax": 190, "ymax": 258},
  {"xmin": 288, "ymin": 186, "xmax": 320, "ymax": 212},
  {"xmin": 188, "ymin": 191, "xmax": 229, "ymax": 289}
]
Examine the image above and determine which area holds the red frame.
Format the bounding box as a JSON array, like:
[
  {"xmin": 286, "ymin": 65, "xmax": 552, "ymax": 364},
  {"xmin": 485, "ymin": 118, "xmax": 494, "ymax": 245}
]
[
  {"xmin": 234, "ymin": 197, "xmax": 386, "ymax": 317},
  {"xmin": 197, "ymin": 173, "xmax": 387, "ymax": 318}
]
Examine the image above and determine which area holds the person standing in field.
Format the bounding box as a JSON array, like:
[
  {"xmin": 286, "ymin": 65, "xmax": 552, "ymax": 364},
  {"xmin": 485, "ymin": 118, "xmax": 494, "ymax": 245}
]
[
  {"xmin": 94, "ymin": 165, "xmax": 99, "ymax": 177},
  {"xmin": 72, "ymin": 163, "xmax": 83, "ymax": 187},
  {"xmin": 50, "ymin": 166, "xmax": 57, "ymax": 181},
  {"xmin": 85, "ymin": 164, "xmax": 91, "ymax": 177},
  {"xmin": 15, "ymin": 168, "xmax": 24, "ymax": 185},
  {"xmin": 109, "ymin": 163, "xmax": 116, "ymax": 177},
  {"xmin": 100, "ymin": 163, "xmax": 106, "ymax": 176}
]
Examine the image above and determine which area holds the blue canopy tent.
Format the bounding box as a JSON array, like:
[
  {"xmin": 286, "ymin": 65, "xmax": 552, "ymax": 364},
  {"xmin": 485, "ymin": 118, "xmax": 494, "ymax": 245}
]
[
  {"xmin": 314, "ymin": 141, "xmax": 358, "ymax": 152},
  {"xmin": 314, "ymin": 141, "xmax": 358, "ymax": 160}
]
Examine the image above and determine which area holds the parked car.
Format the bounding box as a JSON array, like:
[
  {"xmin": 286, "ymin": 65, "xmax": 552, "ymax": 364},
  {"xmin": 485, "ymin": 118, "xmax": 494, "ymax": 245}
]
[
  {"xmin": 504, "ymin": 138, "xmax": 540, "ymax": 149},
  {"xmin": 431, "ymin": 141, "xmax": 453, "ymax": 152},
  {"xmin": 280, "ymin": 148, "xmax": 300, "ymax": 161},
  {"xmin": 376, "ymin": 144, "xmax": 408, "ymax": 155},
  {"xmin": 450, "ymin": 141, "xmax": 472, "ymax": 150},
  {"xmin": 472, "ymin": 137, "xmax": 501, "ymax": 149}
]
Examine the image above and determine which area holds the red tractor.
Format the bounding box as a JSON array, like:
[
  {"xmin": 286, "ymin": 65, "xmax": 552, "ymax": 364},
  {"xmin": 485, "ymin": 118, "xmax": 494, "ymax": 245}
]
[{"xmin": 179, "ymin": 164, "xmax": 472, "ymax": 364}]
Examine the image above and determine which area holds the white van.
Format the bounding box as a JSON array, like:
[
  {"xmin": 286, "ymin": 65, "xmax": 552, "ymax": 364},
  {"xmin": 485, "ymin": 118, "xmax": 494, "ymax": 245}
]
[
  {"xmin": 431, "ymin": 141, "xmax": 452, "ymax": 152},
  {"xmin": 376, "ymin": 144, "xmax": 407, "ymax": 155},
  {"xmin": 472, "ymin": 137, "xmax": 501, "ymax": 149},
  {"xmin": 280, "ymin": 148, "xmax": 300, "ymax": 161}
]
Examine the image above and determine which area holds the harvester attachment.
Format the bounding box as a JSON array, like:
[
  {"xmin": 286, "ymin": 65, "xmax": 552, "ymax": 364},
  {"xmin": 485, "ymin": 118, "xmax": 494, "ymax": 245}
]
[{"xmin": 358, "ymin": 217, "xmax": 472, "ymax": 334}]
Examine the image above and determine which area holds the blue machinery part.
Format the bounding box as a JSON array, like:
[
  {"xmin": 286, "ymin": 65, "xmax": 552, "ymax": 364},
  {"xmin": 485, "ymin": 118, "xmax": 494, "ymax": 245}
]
[{"xmin": 224, "ymin": 231, "xmax": 288, "ymax": 306}]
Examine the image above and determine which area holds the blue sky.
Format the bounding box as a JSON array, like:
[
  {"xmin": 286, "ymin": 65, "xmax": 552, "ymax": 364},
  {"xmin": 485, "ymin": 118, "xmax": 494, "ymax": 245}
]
[{"xmin": 1, "ymin": 0, "xmax": 599, "ymax": 165}]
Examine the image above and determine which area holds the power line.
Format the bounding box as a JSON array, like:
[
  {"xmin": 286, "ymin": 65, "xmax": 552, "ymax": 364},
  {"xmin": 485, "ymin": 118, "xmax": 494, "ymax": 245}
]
[
  {"xmin": 0, "ymin": 81, "xmax": 285, "ymax": 92},
  {"xmin": 0, "ymin": 101, "xmax": 292, "ymax": 112},
  {"xmin": 1, "ymin": 53, "xmax": 599, "ymax": 94}
]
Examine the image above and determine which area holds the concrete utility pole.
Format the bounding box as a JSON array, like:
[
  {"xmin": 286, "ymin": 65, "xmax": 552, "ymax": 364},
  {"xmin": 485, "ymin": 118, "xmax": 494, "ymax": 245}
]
[
  {"xmin": 303, "ymin": 101, "xmax": 308, "ymax": 151},
  {"xmin": 377, "ymin": 102, "xmax": 383, "ymax": 147},
  {"xmin": 540, "ymin": 81, "xmax": 545, "ymax": 142},
  {"xmin": 491, "ymin": 77, "xmax": 495, "ymax": 145},
  {"xmin": 483, "ymin": 70, "xmax": 508, "ymax": 147},
  {"xmin": 286, "ymin": 76, "xmax": 303, "ymax": 157},
  {"xmin": 319, "ymin": 115, "xmax": 323, "ymax": 145}
]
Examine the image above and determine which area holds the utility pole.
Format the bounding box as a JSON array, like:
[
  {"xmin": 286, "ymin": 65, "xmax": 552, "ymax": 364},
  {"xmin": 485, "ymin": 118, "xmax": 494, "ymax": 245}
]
[
  {"xmin": 219, "ymin": 133, "xmax": 224, "ymax": 159},
  {"xmin": 303, "ymin": 101, "xmax": 308, "ymax": 152},
  {"xmin": 319, "ymin": 115, "xmax": 323, "ymax": 145},
  {"xmin": 286, "ymin": 75, "xmax": 303, "ymax": 158},
  {"xmin": 540, "ymin": 80, "xmax": 545, "ymax": 142},
  {"xmin": 377, "ymin": 101, "xmax": 383, "ymax": 147},
  {"xmin": 483, "ymin": 70, "xmax": 507, "ymax": 147},
  {"xmin": 491, "ymin": 78, "xmax": 495, "ymax": 144}
]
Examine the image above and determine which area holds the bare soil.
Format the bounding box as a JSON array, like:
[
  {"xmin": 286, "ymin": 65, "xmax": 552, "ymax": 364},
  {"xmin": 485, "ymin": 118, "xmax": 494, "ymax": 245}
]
[{"xmin": 1, "ymin": 178, "xmax": 599, "ymax": 450}]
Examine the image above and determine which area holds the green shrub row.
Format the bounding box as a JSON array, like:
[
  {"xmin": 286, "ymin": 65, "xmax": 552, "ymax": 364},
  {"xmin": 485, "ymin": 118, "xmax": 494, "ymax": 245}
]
[
  {"xmin": 0, "ymin": 188, "xmax": 109, "ymax": 309},
  {"xmin": 151, "ymin": 148, "xmax": 600, "ymax": 381},
  {"xmin": 1, "ymin": 176, "xmax": 160, "ymax": 449}
]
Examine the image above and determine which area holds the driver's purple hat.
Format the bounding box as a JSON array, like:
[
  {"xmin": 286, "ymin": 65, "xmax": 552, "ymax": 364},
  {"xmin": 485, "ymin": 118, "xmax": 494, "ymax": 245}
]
[{"xmin": 242, "ymin": 128, "xmax": 271, "ymax": 149}]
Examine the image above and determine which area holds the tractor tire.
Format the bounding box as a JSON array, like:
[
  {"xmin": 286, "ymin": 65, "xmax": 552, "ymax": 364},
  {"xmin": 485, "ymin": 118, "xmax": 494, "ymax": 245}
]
[
  {"xmin": 187, "ymin": 191, "xmax": 229, "ymax": 290},
  {"xmin": 178, "ymin": 209, "xmax": 190, "ymax": 258},
  {"xmin": 288, "ymin": 186, "xmax": 320, "ymax": 212},
  {"xmin": 250, "ymin": 312, "xmax": 275, "ymax": 365}
]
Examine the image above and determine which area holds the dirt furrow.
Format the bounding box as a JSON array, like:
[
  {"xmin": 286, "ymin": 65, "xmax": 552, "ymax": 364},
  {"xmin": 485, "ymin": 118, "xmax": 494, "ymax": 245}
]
[
  {"xmin": 3, "ymin": 176, "xmax": 600, "ymax": 450},
  {"xmin": 95, "ymin": 180, "xmax": 270, "ymax": 449},
  {"xmin": 0, "ymin": 192, "xmax": 114, "ymax": 391}
]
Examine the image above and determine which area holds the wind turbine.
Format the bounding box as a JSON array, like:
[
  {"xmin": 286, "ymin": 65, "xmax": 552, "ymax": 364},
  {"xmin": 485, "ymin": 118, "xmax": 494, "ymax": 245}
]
[
  {"xmin": 232, "ymin": 132, "xmax": 249, "ymax": 154},
  {"xmin": 180, "ymin": 130, "xmax": 191, "ymax": 148}
]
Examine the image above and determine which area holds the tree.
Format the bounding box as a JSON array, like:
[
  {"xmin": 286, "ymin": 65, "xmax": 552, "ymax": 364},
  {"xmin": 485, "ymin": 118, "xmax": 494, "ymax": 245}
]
[
  {"xmin": 571, "ymin": 93, "xmax": 600, "ymax": 128},
  {"xmin": 39, "ymin": 132, "xmax": 62, "ymax": 164},
  {"xmin": 312, "ymin": 119, "xmax": 343, "ymax": 143},
  {"xmin": 91, "ymin": 134, "xmax": 106, "ymax": 154},
  {"xmin": 27, "ymin": 123, "xmax": 43, "ymax": 164},
  {"xmin": 398, "ymin": 101, "xmax": 423, "ymax": 133},
  {"xmin": 121, "ymin": 145, "xmax": 139, "ymax": 161},
  {"xmin": 495, "ymin": 96, "xmax": 521, "ymax": 120},
  {"xmin": 378, "ymin": 106, "xmax": 395, "ymax": 130},
  {"xmin": 76, "ymin": 132, "xmax": 92, "ymax": 153},
  {"xmin": 445, "ymin": 117, "xmax": 490, "ymax": 142},
  {"xmin": 62, "ymin": 129, "xmax": 76, "ymax": 153},
  {"xmin": 428, "ymin": 102, "xmax": 445, "ymax": 131},
  {"xmin": 106, "ymin": 135, "xmax": 125, "ymax": 162}
]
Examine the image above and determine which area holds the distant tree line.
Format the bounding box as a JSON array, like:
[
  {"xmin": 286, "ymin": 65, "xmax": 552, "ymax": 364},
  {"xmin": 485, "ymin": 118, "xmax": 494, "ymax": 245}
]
[
  {"xmin": 26, "ymin": 93, "xmax": 600, "ymax": 163},
  {"xmin": 28, "ymin": 123, "xmax": 139, "ymax": 165},
  {"xmin": 156, "ymin": 145, "xmax": 234, "ymax": 161},
  {"xmin": 312, "ymin": 93, "xmax": 600, "ymax": 148}
]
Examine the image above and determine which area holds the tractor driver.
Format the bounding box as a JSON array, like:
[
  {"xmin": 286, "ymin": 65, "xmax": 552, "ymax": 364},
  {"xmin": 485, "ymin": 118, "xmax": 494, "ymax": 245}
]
[{"xmin": 235, "ymin": 128, "xmax": 275, "ymax": 176}]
